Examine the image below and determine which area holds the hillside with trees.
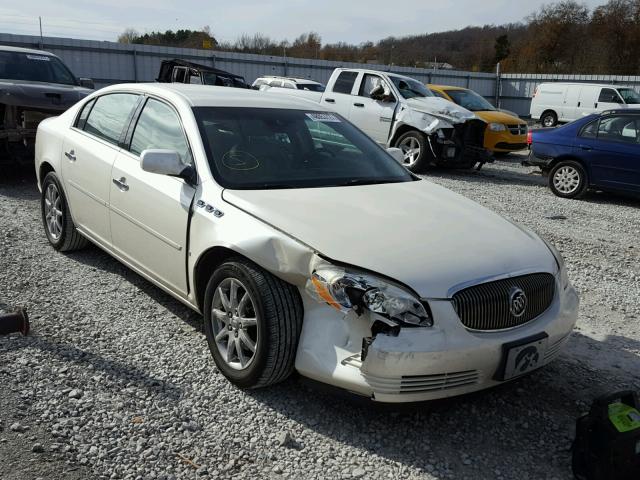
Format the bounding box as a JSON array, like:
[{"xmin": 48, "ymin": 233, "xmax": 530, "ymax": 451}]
[{"xmin": 118, "ymin": 0, "xmax": 640, "ymax": 74}]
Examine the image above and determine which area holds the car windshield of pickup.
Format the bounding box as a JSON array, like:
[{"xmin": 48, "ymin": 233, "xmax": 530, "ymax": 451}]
[
  {"xmin": 194, "ymin": 107, "xmax": 414, "ymax": 189},
  {"xmin": 389, "ymin": 76, "xmax": 434, "ymax": 99},
  {"xmin": 618, "ymin": 88, "xmax": 640, "ymax": 104},
  {"xmin": 446, "ymin": 89, "xmax": 496, "ymax": 111},
  {"xmin": 0, "ymin": 51, "xmax": 77, "ymax": 85}
]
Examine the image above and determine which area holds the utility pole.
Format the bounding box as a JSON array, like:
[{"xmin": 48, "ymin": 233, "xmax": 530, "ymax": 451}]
[{"xmin": 38, "ymin": 16, "xmax": 43, "ymax": 49}]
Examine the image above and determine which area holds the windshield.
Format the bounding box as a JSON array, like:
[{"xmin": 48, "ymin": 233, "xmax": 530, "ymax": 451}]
[
  {"xmin": 0, "ymin": 51, "xmax": 77, "ymax": 85},
  {"xmin": 296, "ymin": 83, "xmax": 325, "ymax": 92},
  {"xmin": 618, "ymin": 88, "xmax": 640, "ymax": 105},
  {"xmin": 445, "ymin": 89, "xmax": 496, "ymax": 111},
  {"xmin": 389, "ymin": 76, "xmax": 434, "ymax": 99},
  {"xmin": 194, "ymin": 107, "xmax": 414, "ymax": 190}
]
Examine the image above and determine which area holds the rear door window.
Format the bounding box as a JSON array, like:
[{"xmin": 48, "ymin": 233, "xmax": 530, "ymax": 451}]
[
  {"xmin": 579, "ymin": 119, "xmax": 599, "ymax": 139},
  {"xmin": 82, "ymin": 93, "xmax": 139, "ymax": 145},
  {"xmin": 332, "ymin": 71, "xmax": 358, "ymax": 94},
  {"xmin": 597, "ymin": 116, "xmax": 640, "ymax": 144}
]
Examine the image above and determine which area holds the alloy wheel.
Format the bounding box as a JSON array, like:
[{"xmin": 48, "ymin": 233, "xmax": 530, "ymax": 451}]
[
  {"xmin": 44, "ymin": 183, "xmax": 63, "ymax": 240},
  {"xmin": 553, "ymin": 166, "xmax": 581, "ymax": 194},
  {"xmin": 210, "ymin": 278, "xmax": 259, "ymax": 370},
  {"xmin": 399, "ymin": 137, "xmax": 421, "ymax": 167}
]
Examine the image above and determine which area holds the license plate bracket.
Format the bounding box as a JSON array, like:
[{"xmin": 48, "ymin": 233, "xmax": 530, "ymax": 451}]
[{"xmin": 494, "ymin": 332, "xmax": 549, "ymax": 381}]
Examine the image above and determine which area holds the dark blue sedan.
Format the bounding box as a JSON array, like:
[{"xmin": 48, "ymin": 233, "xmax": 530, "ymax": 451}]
[{"xmin": 526, "ymin": 109, "xmax": 640, "ymax": 199}]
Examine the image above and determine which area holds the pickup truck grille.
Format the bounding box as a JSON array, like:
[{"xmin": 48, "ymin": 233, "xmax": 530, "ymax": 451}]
[
  {"xmin": 451, "ymin": 273, "xmax": 555, "ymax": 331},
  {"xmin": 507, "ymin": 124, "xmax": 528, "ymax": 136}
]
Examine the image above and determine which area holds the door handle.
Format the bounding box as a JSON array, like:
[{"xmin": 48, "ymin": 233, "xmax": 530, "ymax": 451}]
[
  {"xmin": 594, "ymin": 103, "xmax": 598, "ymax": 108},
  {"xmin": 324, "ymin": 98, "xmax": 335, "ymax": 103},
  {"xmin": 577, "ymin": 101, "xmax": 581, "ymax": 107},
  {"xmin": 353, "ymin": 102, "xmax": 364, "ymax": 107},
  {"xmin": 112, "ymin": 177, "xmax": 129, "ymax": 191},
  {"xmin": 64, "ymin": 150, "xmax": 76, "ymax": 162},
  {"xmin": 579, "ymin": 145, "xmax": 593, "ymax": 151}
]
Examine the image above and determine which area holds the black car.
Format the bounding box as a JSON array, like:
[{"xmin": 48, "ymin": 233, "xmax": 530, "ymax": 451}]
[
  {"xmin": 0, "ymin": 45, "xmax": 94, "ymax": 164},
  {"xmin": 157, "ymin": 59, "xmax": 249, "ymax": 89}
]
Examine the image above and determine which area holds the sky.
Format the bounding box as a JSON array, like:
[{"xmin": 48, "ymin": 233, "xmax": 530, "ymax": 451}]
[{"xmin": 1, "ymin": 0, "xmax": 608, "ymax": 45}]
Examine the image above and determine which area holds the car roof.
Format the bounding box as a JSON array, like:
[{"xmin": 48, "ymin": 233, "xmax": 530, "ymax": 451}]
[
  {"xmin": 428, "ymin": 84, "xmax": 466, "ymax": 91},
  {"xmin": 537, "ymin": 82, "xmax": 630, "ymax": 89},
  {"xmin": 336, "ymin": 68, "xmax": 416, "ymax": 82},
  {"xmin": 96, "ymin": 83, "xmax": 330, "ymax": 110},
  {"xmin": 256, "ymin": 76, "xmax": 322, "ymax": 85},
  {"xmin": 0, "ymin": 45, "xmax": 59, "ymax": 57},
  {"xmin": 601, "ymin": 108, "xmax": 640, "ymax": 115}
]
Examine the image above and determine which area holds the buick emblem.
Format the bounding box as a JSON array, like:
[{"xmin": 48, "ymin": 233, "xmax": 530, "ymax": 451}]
[{"xmin": 509, "ymin": 287, "xmax": 528, "ymax": 317}]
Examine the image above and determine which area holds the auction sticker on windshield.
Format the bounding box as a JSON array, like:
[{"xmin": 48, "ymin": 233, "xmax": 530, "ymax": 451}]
[{"xmin": 306, "ymin": 113, "xmax": 341, "ymax": 123}]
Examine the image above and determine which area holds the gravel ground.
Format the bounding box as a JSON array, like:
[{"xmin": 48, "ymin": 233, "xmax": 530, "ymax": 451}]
[{"xmin": 1, "ymin": 153, "xmax": 639, "ymax": 480}]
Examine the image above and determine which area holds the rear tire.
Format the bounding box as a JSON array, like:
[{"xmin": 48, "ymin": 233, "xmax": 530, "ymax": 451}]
[
  {"xmin": 203, "ymin": 258, "xmax": 303, "ymax": 389},
  {"xmin": 541, "ymin": 111, "xmax": 558, "ymax": 128},
  {"xmin": 41, "ymin": 172, "xmax": 88, "ymax": 252},
  {"xmin": 395, "ymin": 130, "xmax": 431, "ymax": 173},
  {"xmin": 549, "ymin": 160, "xmax": 588, "ymax": 199}
]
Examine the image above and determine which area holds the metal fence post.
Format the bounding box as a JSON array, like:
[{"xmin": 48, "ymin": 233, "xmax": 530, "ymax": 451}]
[
  {"xmin": 495, "ymin": 62, "xmax": 501, "ymax": 108},
  {"xmin": 132, "ymin": 48, "xmax": 138, "ymax": 82}
]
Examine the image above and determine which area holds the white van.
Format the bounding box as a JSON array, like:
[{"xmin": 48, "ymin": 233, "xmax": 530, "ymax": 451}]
[{"xmin": 530, "ymin": 82, "xmax": 640, "ymax": 126}]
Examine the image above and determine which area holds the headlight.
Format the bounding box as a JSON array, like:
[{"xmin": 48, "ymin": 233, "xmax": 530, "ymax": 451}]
[
  {"xmin": 488, "ymin": 123, "xmax": 507, "ymax": 132},
  {"xmin": 306, "ymin": 265, "xmax": 433, "ymax": 327},
  {"xmin": 542, "ymin": 238, "xmax": 569, "ymax": 290}
]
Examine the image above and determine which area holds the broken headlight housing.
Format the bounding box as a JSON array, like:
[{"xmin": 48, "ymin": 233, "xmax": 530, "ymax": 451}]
[{"xmin": 306, "ymin": 265, "xmax": 433, "ymax": 327}]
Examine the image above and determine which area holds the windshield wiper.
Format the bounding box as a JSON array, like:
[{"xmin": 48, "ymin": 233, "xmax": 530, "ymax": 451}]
[{"xmin": 335, "ymin": 178, "xmax": 404, "ymax": 187}]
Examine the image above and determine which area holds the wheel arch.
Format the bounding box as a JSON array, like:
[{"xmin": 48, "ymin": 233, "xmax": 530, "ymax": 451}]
[
  {"xmin": 193, "ymin": 246, "xmax": 251, "ymax": 312},
  {"xmin": 389, "ymin": 124, "xmax": 423, "ymax": 147},
  {"xmin": 38, "ymin": 161, "xmax": 55, "ymax": 190},
  {"xmin": 548, "ymin": 155, "xmax": 590, "ymax": 180}
]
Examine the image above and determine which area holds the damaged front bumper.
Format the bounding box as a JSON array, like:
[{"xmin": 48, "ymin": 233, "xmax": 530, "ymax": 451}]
[{"xmin": 295, "ymin": 282, "xmax": 578, "ymax": 403}]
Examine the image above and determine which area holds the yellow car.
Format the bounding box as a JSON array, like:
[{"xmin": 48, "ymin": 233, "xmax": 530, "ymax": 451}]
[{"xmin": 428, "ymin": 85, "xmax": 528, "ymax": 154}]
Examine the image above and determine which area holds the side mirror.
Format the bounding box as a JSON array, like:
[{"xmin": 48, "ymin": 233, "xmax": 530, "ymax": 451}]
[
  {"xmin": 78, "ymin": 78, "xmax": 94, "ymax": 89},
  {"xmin": 386, "ymin": 147, "xmax": 404, "ymax": 164},
  {"xmin": 370, "ymin": 85, "xmax": 385, "ymax": 100},
  {"xmin": 370, "ymin": 84, "xmax": 394, "ymax": 102},
  {"xmin": 140, "ymin": 149, "xmax": 196, "ymax": 184}
]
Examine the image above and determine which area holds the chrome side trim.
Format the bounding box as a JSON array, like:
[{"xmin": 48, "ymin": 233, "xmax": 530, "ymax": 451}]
[{"xmin": 68, "ymin": 179, "xmax": 108, "ymax": 207}]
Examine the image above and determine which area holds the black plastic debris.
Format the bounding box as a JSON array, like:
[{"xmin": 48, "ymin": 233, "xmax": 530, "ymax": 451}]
[
  {"xmin": 0, "ymin": 307, "xmax": 30, "ymax": 336},
  {"xmin": 572, "ymin": 390, "xmax": 640, "ymax": 480}
]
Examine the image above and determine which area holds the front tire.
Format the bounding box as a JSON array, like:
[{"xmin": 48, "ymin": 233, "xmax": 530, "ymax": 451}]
[
  {"xmin": 395, "ymin": 130, "xmax": 431, "ymax": 173},
  {"xmin": 549, "ymin": 161, "xmax": 588, "ymax": 199},
  {"xmin": 40, "ymin": 172, "xmax": 88, "ymax": 252},
  {"xmin": 203, "ymin": 258, "xmax": 303, "ymax": 389}
]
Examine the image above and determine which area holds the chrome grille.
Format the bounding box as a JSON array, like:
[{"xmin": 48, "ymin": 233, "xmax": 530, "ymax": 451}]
[
  {"xmin": 452, "ymin": 273, "xmax": 555, "ymax": 331},
  {"xmin": 508, "ymin": 124, "xmax": 528, "ymax": 136}
]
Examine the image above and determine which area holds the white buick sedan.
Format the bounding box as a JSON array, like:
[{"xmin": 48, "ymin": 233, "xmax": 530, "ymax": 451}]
[{"xmin": 35, "ymin": 83, "xmax": 579, "ymax": 402}]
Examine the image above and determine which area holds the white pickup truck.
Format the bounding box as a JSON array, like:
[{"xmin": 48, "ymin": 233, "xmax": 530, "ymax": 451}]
[{"xmin": 263, "ymin": 68, "xmax": 491, "ymax": 172}]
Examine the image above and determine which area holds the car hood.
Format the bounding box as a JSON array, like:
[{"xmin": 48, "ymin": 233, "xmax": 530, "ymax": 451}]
[
  {"xmin": 0, "ymin": 80, "xmax": 92, "ymax": 110},
  {"xmin": 222, "ymin": 180, "xmax": 556, "ymax": 298},
  {"xmin": 475, "ymin": 110, "xmax": 524, "ymax": 125},
  {"xmin": 404, "ymin": 96, "xmax": 478, "ymax": 124}
]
